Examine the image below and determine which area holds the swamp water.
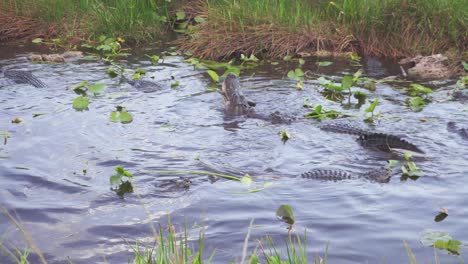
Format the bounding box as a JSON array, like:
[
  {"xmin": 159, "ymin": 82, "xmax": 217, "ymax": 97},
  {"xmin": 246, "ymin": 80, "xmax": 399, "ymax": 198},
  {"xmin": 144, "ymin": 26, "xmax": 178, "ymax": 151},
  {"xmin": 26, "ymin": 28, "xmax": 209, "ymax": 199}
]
[{"xmin": 0, "ymin": 49, "xmax": 467, "ymax": 263}]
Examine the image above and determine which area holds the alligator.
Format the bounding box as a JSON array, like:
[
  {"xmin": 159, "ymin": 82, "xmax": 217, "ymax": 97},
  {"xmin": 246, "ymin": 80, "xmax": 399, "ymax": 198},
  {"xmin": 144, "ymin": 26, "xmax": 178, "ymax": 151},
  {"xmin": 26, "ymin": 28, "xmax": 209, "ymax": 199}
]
[
  {"xmin": 301, "ymin": 167, "xmax": 392, "ymax": 183},
  {"xmin": 319, "ymin": 122, "xmax": 424, "ymax": 153},
  {"xmin": 0, "ymin": 69, "xmax": 47, "ymax": 88},
  {"xmin": 221, "ymin": 73, "xmax": 291, "ymax": 124},
  {"xmin": 122, "ymin": 76, "xmax": 162, "ymax": 93},
  {"xmin": 447, "ymin": 122, "xmax": 468, "ymax": 140}
]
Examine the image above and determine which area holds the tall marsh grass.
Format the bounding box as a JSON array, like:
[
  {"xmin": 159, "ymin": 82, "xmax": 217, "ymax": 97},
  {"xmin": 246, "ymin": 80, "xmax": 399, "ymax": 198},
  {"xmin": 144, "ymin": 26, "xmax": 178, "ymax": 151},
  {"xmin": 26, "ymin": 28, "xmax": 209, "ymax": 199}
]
[{"xmin": 0, "ymin": 0, "xmax": 173, "ymax": 41}]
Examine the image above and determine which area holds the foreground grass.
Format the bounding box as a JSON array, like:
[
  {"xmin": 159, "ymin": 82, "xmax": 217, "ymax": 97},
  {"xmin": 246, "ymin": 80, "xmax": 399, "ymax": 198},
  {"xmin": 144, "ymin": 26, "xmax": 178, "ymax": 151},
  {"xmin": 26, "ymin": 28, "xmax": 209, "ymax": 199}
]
[
  {"xmin": 179, "ymin": 0, "xmax": 467, "ymax": 58},
  {"xmin": 1, "ymin": 205, "xmax": 464, "ymax": 263},
  {"xmin": 0, "ymin": 0, "xmax": 173, "ymax": 42}
]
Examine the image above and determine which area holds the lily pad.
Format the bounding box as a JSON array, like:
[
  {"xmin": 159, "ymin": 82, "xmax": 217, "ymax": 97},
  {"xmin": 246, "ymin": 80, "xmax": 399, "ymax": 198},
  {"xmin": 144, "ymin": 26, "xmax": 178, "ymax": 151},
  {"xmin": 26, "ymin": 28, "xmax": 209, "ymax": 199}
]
[
  {"xmin": 72, "ymin": 96, "xmax": 89, "ymax": 111},
  {"xmin": 88, "ymin": 84, "xmax": 105, "ymax": 96},
  {"xmin": 276, "ymin": 204, "xmax": 295, "ymax": 225},
  {"xmin": 420, "ymin": 230, "xmax": 452, "ymax": 246}
]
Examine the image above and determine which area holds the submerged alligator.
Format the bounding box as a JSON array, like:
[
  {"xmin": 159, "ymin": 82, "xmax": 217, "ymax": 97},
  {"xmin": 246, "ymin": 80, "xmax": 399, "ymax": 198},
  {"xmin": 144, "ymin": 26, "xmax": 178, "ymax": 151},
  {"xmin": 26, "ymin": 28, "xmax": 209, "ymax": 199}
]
[
  {"xmin": 0, "ymin": 69, "xmax": 47, "ymax": 88},
  {"xmin": 301, "ymin": 167, "xmax": 392, "ymax": 183},
  {"xmin": 320, "ymin": 122, "xmax": 424, "ymax": 153},
  {"xmin": 121, "ymin": 75, "xmax": 162, "ymax": 93},
  {"xmin": 221, "ymin": 73, "xmax": 290, "ymax": 123},
  {"xmin": 447, "ymin": 122, "xmax": 468, "ymax": 140}
]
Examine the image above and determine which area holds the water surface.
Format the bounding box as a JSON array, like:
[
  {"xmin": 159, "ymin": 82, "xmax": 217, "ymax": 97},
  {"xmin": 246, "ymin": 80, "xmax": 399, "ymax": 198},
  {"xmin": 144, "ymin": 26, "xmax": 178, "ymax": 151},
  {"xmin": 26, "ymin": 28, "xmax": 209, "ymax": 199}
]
[{"xmin": 0, "ymin": 49, "xmax": 467, "ymax": 263}]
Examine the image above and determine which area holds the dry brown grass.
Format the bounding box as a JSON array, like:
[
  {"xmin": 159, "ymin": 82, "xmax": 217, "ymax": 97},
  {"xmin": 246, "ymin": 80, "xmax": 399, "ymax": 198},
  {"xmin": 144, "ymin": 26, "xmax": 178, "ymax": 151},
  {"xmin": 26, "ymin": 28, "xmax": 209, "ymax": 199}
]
[
  {"xmin": 0, "ymin": 14, "xmax": 57, "ymax": 43},
  {"xmin": 177, "ymin": 16, "xmax": 358, "ymax": 60},
  {"xmin": 177, "ymin": 0, "xmax": 467, "ymax": 60}
]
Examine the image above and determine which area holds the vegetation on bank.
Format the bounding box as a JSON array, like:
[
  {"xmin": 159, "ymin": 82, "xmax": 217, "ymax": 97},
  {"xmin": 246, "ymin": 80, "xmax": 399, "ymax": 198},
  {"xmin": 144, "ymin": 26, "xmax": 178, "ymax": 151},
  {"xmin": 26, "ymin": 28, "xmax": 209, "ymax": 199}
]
[
  {"xmin": 1, "ymin": 0, "xmax": 466, "ymax": 59},
  {"xmin": 0, "ymin": 0, "xmax": 173, "ymax": 43},
  {"xmin": 179, "ymin": 0, "xmax": 467, "ymax": 59}
]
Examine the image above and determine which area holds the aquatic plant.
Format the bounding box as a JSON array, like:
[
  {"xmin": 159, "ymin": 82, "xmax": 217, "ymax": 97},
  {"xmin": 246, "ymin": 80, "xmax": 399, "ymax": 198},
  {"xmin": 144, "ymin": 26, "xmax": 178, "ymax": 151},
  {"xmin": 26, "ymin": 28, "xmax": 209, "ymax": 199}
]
[
  {"xmin": 110, "ymin": 106, "xmax": 133, "ymax": 124},
  {"xmin": 278, "ymin": 131, "xmax": 291, "ymax": 144},
  {"xmin": 420, "ymin": 230, "xmax": 463, "ymax": 255},
  {"xmin": 404, "ymin": 83, "xmax": 433, "ymax": 111},
  {"xmin": 110, "ymin": 166, "xmax": 134, "ymax": 198},
  {"xmin": 364, "ymin": 99, "xmax": 379, "ymax": 123},
  {"xmin": 388, "ymin": 152, "xmax": 423, "ymax": 181}
]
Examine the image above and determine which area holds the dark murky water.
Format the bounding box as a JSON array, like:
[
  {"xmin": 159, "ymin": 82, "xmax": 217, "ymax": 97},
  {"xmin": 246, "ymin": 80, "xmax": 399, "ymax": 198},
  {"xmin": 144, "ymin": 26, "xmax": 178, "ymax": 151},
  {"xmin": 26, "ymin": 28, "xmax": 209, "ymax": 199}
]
[{"xmin": 0, "ymin": 48, "xmax": 467, "ymax": 263}]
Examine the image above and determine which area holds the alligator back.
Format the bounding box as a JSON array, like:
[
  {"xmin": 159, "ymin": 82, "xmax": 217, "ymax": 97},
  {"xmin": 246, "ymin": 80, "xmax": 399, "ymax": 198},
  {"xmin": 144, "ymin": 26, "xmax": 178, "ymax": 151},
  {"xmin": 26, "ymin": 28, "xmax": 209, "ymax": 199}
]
[
  {"xmin": 301, "ymin": 167, "xmax": 392, "ymax": 183},
  {"xmin": 3, "ymin": 70, "xmax": 47, "ymax": 88},
  {"xmin": 301, "ymin": 169, "xmax": 353, "ymax": 181},
  {"xmin": 319, "ymin": 123, "xmax": 370, "ymax": 135},
  {"xmin": 358, "ymin": 133, "xmax": 424, "ymax": 154},
  {"xmin": 126, "ymin": 79, "xmax": 162, "ymax": 93}
]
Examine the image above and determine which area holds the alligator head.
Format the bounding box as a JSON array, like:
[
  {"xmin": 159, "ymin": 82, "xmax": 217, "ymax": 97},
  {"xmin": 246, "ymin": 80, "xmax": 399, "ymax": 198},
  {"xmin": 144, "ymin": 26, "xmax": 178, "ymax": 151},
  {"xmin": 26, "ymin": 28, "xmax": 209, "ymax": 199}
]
[
  {"xmin": 221, "ymin": 73, "xmax": 255, "ymax": 115},
  {"xmin": 1, "ymin": 69, "xmax": 47, "ymax": 88}
]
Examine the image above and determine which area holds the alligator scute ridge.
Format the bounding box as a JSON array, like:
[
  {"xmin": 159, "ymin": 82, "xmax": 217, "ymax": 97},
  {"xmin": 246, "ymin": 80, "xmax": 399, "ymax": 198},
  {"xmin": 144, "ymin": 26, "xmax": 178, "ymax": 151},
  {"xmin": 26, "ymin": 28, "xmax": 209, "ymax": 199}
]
[
  {"xmin": 319, "ymin": 123, "xmax": 424, "ymax": 154},
  {"xmin": 1, "ymin": 69, "xmax": 47, "ymax": 88},
  {"xmin": 301, "ymin": 167, "xmax": 392, "ymax": 183}
]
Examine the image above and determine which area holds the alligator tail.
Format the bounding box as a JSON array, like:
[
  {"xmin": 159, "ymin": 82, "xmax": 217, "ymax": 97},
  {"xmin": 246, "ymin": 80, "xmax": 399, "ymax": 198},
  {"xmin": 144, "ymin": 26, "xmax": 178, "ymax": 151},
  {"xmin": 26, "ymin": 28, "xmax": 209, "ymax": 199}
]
[
  {"xmin": 358, "ymin": 133, "xmax": 424, "ymax": 154},
  {"xmin": 301, "ymin": 169, "xmax": 353, "ymax": 181}
]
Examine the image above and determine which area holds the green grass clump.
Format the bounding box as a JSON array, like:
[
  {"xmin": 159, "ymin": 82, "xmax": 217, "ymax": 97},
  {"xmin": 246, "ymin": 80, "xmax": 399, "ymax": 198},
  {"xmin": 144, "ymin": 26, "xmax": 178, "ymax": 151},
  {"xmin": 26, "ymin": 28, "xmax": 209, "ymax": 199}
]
[
  {"xmin": 0, "ymin": 0, "xmax": 173, "ymax": 41},
  {"xmin": 131, "ymin": 217, "xmax": 215, "ymax": 264}
]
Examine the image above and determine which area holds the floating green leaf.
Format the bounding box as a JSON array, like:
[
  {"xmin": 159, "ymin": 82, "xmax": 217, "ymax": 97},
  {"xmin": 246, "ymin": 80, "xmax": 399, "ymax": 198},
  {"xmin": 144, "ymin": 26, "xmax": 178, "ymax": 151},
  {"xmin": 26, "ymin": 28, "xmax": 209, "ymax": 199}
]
[
  {"xmin": 341, "ymin": 75, "xmax": 354, "ymax": 91},
  {"xmin": 406, "ymin": 96, "xmax": 428, "ymax": 111},
  {"xmin": 240, "ymin": 54, "xmax": 259, "ymax": 62},
  {"xmin": 222, "ymin": 67, "xmax": 241, "ymax": 77},
  {"xmin": 420, "ymin": 230, "xmax": 452, "ymax": 247},
  {"xmin": 434, "ymin": 239, "xmax": 461, "ymax": 254},
  {"xmin": 406, "ymin": 84, "xmax": 433, "ymax": 97},
  {"xmin": 316, "ymin": 61, "xmax": 333, "ymax": 67},
  {"xmin": 31, "ymin": 38, "xmax": 43, "ymax": 43},
  {"xmin": 171, "ymin": 81, "xmax": 180, "ymax": 87},
  {"xmin": 206, "ymin": 70, "xmax": 220, "ymax": 82},
  {"xmin": 365, "ymin": 99, "xmax": 379, "ymax": 113},
  {"xmin": 145, "ymin": 54, "xmax": 160, "ymax": 65},
  {"xmin": 72, "ymin": 96, "xmax": 89, "ymax": 111},
  {"xmin": 287, "ymin": 68, "xmax": 304, "ymax": 80},
  {"xmin": 279, "ymin": 131, "xmax": 290, "ymax": 144},
  {"xmin": 110, "ymin": 106, "xmax": 133, "ymax": 124},
  {"xmin": 276, "ymin": 205, "xmax": 295, "ymax": 225},
  {"xmin": 387, "ymin": 160, "xmax": 399, "ymax": 168},
  {"xmin": 462, "ymin": 61, "xmax": 468, "ymax": 71},
  {"xmin": 106, "ymin": 68, "xmax": 118, "ymax": 78},
  {"xmin": 88, "ymin": 84, "xmax": 105, "ymax": 96},
  {"xmin": 119, "ymin": 111, "xmax": 133, "ymax": 124},
  {"xmin": 283, "ymin": 55, "xmax": 293, "ymax": 61}
]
